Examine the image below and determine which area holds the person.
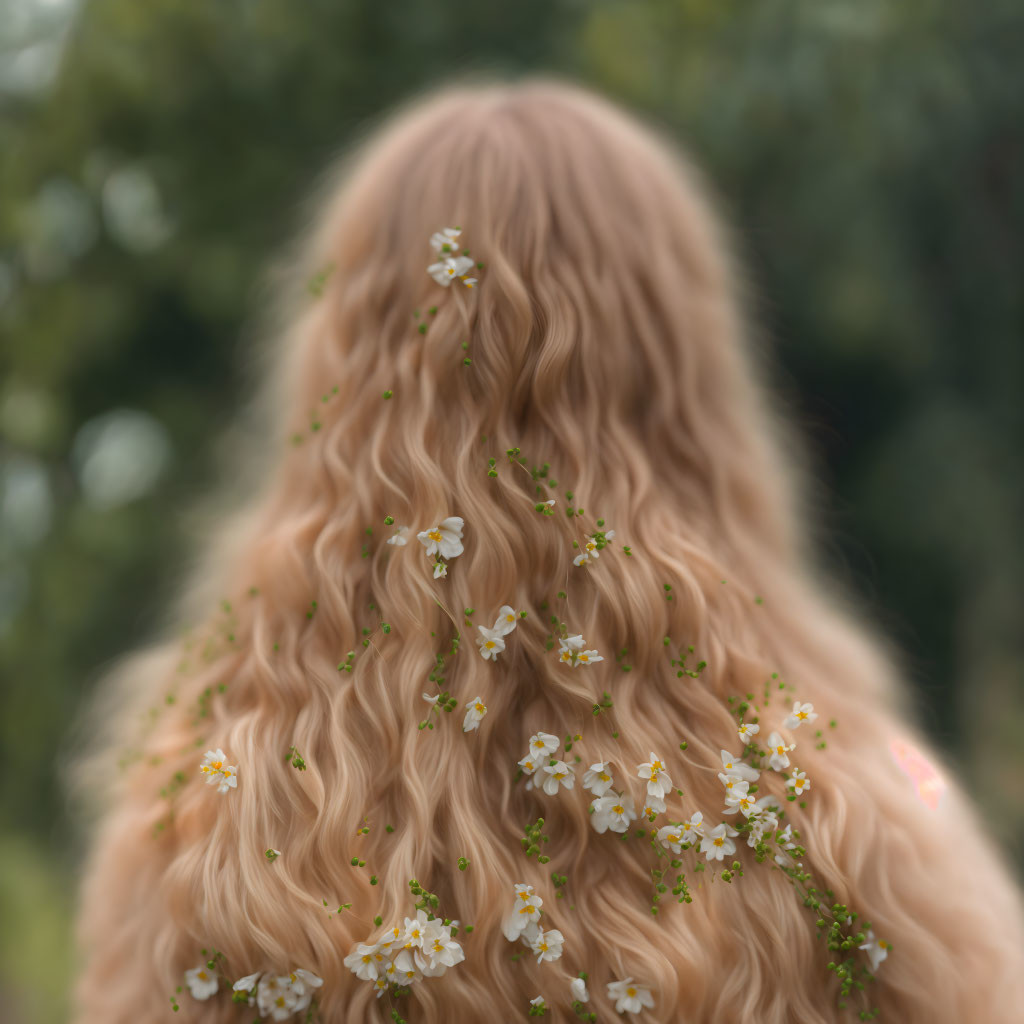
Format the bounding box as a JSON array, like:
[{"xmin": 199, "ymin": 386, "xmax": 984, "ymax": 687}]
[{"xmin": 72, "ymin": 79, "xmax": 1024, "ymax": 1023}]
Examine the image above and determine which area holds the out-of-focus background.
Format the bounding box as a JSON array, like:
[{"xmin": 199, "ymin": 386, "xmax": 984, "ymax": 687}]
[{"xmin": 1, "ymin": 0, "xmax": 1022, "ymax": 1019}]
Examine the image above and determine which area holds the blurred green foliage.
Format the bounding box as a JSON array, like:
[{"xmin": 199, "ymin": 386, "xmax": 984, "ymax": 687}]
[{"xmin": 1, "ymin": 0, "xmax": 1022, "ymax": 1019}]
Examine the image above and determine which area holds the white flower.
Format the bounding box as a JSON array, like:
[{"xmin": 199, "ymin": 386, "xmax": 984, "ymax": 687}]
[
  {"xmin": 528, "ymin": 731, "xmax": 561, "ymax": 758},
  {"xmin": 529, "ymin": 927, "xmax": 564, "ymax": 963},
  {"xmin": 493, "ymin": 604, "xmax": 520, "ymax": 636},
  {"xmin": 577, "ymin": 649, "xmax": 603, "ymax": 666},
  {"xmin": 541, "ymin": 759, "xmax": 575, "ymax": 795},
  {"xmin": 417, "ymin": 516, "xmax": 464, "ymax": 559},
  {"xmin": 858, "ymin": 930, "xmax": 891, "ymax": 972},
  {"xmin": 679, "ymin": 810, "xmax": 704, "ymax": 842},
  {"xmin": 583, "ymin": 761, "xmax": 615, "ymax": 797},
  {"xmin": 415, "ymin": 920, "xmax": 465, "ymax": 975},
  {"xmin": 422, "ymin": 692, "xmax": 440, "ymax": 708},
  {"xmin": 637, "ymin": 752, "xmax": 672, "ymax": 799},
  {"xmin": 256, "ymin": 970, "xmax": 322, "ymax": 1021},
  {"xmin": 386, "ymin": 525, "xmax": 409, "ymax": 546},
  {"xmin": 559, "ymin": 634, "xmax": 584, "ymax": 652},
  {"xmin": 461, "ymin": 275, "xmax": 477, "ymax": 289},
  {"xmin": 518, "ymin": 754, "xmax": 540, "ymax": 779},
  {"xmin": 784, "ymin": 701, "xmax": 818, "ymax": 730},
  {"xmin": 430, "ymin": 227, "xmax": 461, "ymax": 253},
  {"xmin": 590, "ymin": 792, "xmax": 637, "ymax": 834},
  {"xmin": 232, "ymin": 972, "xmax": 261, "ymax": 1005},
  {"xmin": 538, "ymin": 498, "xmax": 556, "ymax": 508},
  {"xmin": 766, "ymin": 731, "xmax": 794, "ymax": 772},
  {"xmin": 184, "ymin": 964, "xmax": 219, "ymax": 1000},
  {"xmin": 372, "ymin": 976, "xmax": 389, "ymax": 998},
  {"xmin": 432, "ymin": 560, "xmax": 448, "ymax": 579},
  {"xmin": 199, "ymin": 748, "xmax": 238, "ymax": 793},
  {"xmin": 427, "ymin": 255, "xmax": 475, "ymax": 286},
  {"xmin": 463, "ymin": 696, "xmax": 487, "ymax": 732},
  {"xmin": 787, "ymin": 769, "xmax": 810, "ymax": 796},
  {"xmin": 344, "ymin": 943, "xmax": 386, "ymax": 981},
  {"xmin": 737, "ymin": 720, "xmax": 760, "ymax": 743},
  {"xmin": 723, "ymin": 782, "xmax": 756, "ymax": 817},
  {"xmin": 476, "ymin": 625, "xmax": 506, "ymax": 660},
  {"xmin": 699, "ymin": 822, "xmax": 739, "ymax": 862},
  {"xmin": 607, "ymin": 978, "xmax": 655, "ymax": 1015},
  {"xmin": 390, "ymin": 949, "xmax": 421, "ymax": 985},
  {"xmin": 642, "ymin": 793, "xmax": 667, "ymax": 818},
  {"xmin": 530, "ymin": 995, "xmax": 546, "ymax": 1008},
  {"xmin": 573, "ymin": 537, "xmax": 600, "ymax": 566},
  {"xmin": 402, "ymin": 909, "xmax": 433, "ymax": 950},
  {"xmin": 718, "ymin": 750, "xmax": 759, "ymax": 783},
  {"xmin": 502, "ymin": 884, "xmax": 543, "ymax": 942},
  {"xmin": 570, "ymin": 976, "xmax": 590, "ymax": 1003},
  {"xmin": 656, "ymin": 823, "xmax": 685, "ymax": 854}
]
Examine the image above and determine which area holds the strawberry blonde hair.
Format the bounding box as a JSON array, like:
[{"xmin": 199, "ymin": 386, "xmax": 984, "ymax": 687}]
[{"xmin": 73, "ymin": 79, "xmax": 1024, "ymax": 1023}]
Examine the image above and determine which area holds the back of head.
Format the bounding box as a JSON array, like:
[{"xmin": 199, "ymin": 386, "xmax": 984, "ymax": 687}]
[{"xmin": 72, "ymin": 79, "xmax": 1024, "ymax": 1024}]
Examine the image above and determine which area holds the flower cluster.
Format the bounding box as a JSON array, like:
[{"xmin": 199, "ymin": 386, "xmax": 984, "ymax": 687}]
[
  {"xmin": 476, "ymin": 603, "xmax": 520, "ymax": 661},
  {"xmin": 343, "ymin": 909, "xmax": 465, "ymax": 997},
  {"xmin": 501, "ymin": 883, "xmax": 564, "ymax": 964},
  {"xmin": 573, "ymin": 528, "xmax": 615, "ymax": 567},
  {"xmin": 519, "ymin": 731, "xmax": 576, "ymax": 795},
  {"xmin": 199, "ymin": 748, "xmax": 237, "ymax": 793},
  {"xmin": 427, "ymin": 227, "xmax": 477, "ymax": 288},
  {"xmin": 557, "ymin": 634, "xmax": 603, "ymax": 667},
  {"xmin": 230, "ymin": 969, "xmax": 323, "ymax": 1021}
]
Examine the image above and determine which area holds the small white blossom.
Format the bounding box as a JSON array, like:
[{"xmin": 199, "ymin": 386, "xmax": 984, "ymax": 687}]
[
  {"xmin": 637, "ymin": 752, "xmax": 672, "ymax": 799},
  {"xmin": 784, "ymin": 701, "xmax": 818, "ymax": 730},
  {"xmin": 432, "ymin": 560, "xmax": 448, "ymax": 579},
  {"xmin": 723, "ymin": 782, "xmax": 756, "ymax": 817},
  {"xmin": 607, "ymin": 978, "xmax": 655, "ymax": 1015},
  {"xmin": 232, "ymin": 972, "xmax": 261, "ymax": 1005},
  {"xmin": 858, "ymin": 930, "xmax": 891, "ymax": 972},
  {"xmin": 718, "ymin": 750, "xmax": 759, "ymax": 783},
  {"xmin": 386, "ymin": 525, "xmax": 409, "ymax": 546},
  {"xmin": 529, "ymin": 927, "xmax": 564, "ymax": 963},
  {"xmin": 417, "ymin": 516, "xmax": 464, "ymax": 559},
  {"xmin": 530, "ymin": 995, "xmax": 546, "ymax": 1008},
  {"xmin": 679, "ymin": 810, "xmax": 704, "ymax": 842},
  {"xmin": 787, "ymin": 769, "xmax": 810, "ymax": 796},
  {"xmin": 429, "ymin": 227, "xmax": 461, "ymax": 253},
  {"xmin": 541, "ymin": 759, "xmax": 575, "ymax": 795},
  {"xmin": 199, "ymin": 748, "xmax": 238, "ymax": 793},
  {"xmin": 656, "ymin": 823, "xmax": 685, "ymax": 854},
  {"xmin": 527, "ymin": 731, "xmax": 561, "ymax": 758},
  {"xmin": 774, "ymin": 823, "xmax": 799, "ymax": 866},
  {"xmin": 699, "ymin": 822, "xmax": 739, "ymax": 862},
  {"xmin": 502, "ymin": 884, "xmax": 543, "ymax": 942},
  {"xmin": 577, "ymin": 649, "xmax": 603, "ymax": 666},
  {"xmin": 256, "ymin": 970, "xmax": 323, "ymax": 1021},
  {"xmin": 184, "ymin": 965, "xmax": 219, "ymax": 1000},
  {"xmin": 557, "ymin": 634, "xmax": 584, "ymax": 665},
  {"xmin": 476, "ymin": 625, "xmax": 506, "ymax": 660},
  {"xmin": 427, "ymin": 254, "xmax": 475, "ymax": 286},
  {"xmin": 591, "ymin": 792, "xmax": 637, "ymax": 834},
  {"xmin": 583, "ymin": 761, "xmax": 615, "ymax": 797},
  {"xmin": 422, "ymin": 692, "xmax": 440, "ymax": 708},
  {"xmin": 570, "ymin": 976, "xmax": 590, "ymax": 1003},
  {"xmin": 463, "ymin": 696, "xmax": 487, "ymax": 732},
  {"xmin": 737, "ymin": 720, "xmax": 760, "ymax": 743},
  {"xmin": 642, "ymin": 793, "xmax": 667, "ymax": 818},
  {"xmin": 493, "ymin": 604, "xmax": 520, "ymax": 636},
  {"xmin": 746, "ymin": 809, "xmax": 779, "ymax": 847},
  {"xmin": 415, "ymin": 920, "xmax": 465, "ymax": 975},
  {"xmin": 343, "ymin": 944, "xmax": 386, "ymax": 982},
  {"xmin": 766, "ymin": 731, "xmax": 794, "ymax": 772},
  {"xmin": 538, "ymin": 498, "xmax": 556, "ymax": 508}
]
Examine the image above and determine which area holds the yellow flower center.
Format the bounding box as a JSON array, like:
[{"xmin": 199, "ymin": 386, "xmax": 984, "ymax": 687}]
[
  {"xmin": 475, "ymin": 702, "xmax": 485, "ymax": 712},
  {"xmin": 714, "ymin": 837, "xmax": 724, "ymax": 847},
  {"xmin": 198, "ymin": 971, "xmax": 208, "ymax": 980},
  {"xmin": 428, "ymin": 529, "xmax": 442, "ymax": 541},
  {"xmin": 485, "ymin": 641, "xmax": 495, "ymax": 649},
  {"xmin": 627, "ymin": 987, "xmax": 637, "ymax": 997},
  {"xmin": 579, "ymin": 653, "xmax": 589, "ymax": 662},
  {"xmin": 798, "ymin": 710, "xmax": 808, "ymax": 719},
  {"xmin": 613, "ymin": 804, "xmax": 624, "ymax": 815}
]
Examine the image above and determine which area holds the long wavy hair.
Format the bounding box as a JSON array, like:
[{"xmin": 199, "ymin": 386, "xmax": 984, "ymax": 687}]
[{"xmin": 73, "ymin": 79, "xmax": 1024, "ymax": 1023}]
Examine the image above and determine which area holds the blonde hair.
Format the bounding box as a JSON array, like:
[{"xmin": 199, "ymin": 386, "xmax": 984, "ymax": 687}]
[{"xmin": 73, "ymin": 79, "xmax": 1024, "ymax": 1022}]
